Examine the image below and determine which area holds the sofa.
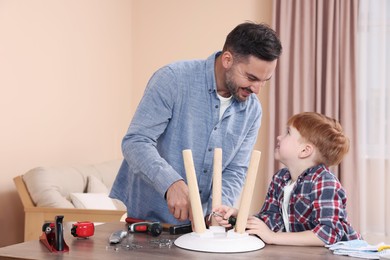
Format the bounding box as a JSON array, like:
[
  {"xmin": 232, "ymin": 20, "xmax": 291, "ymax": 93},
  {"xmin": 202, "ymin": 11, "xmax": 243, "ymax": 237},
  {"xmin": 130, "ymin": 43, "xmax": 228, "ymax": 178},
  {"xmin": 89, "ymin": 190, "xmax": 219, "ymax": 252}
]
[{"xmin": 14, "ymin": 159, "xmax": 127, "ymax": 241}]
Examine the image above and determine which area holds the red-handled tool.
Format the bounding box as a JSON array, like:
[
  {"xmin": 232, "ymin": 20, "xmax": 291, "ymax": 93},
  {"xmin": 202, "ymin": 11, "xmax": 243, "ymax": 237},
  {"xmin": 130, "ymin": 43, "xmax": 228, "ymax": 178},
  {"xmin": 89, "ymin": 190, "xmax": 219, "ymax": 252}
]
[
  {"xmin": 125, "ymin": 217, "xmax": 171, "ymax": 230},
  {"xmin": 128, "ymin": 222, "xmax": 162, "ymax": 237},
  {"xmin": 125, "ymin": 217, "xmax": 148, "ymax": 224}
]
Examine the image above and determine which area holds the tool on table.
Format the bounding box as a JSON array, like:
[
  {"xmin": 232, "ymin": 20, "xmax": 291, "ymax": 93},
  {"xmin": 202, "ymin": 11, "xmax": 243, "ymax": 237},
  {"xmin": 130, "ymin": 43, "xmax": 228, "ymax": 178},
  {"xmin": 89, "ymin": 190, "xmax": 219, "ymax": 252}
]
[
  {"xmin": 109, "ymin": 230, "xmax": 128, "ymax": 244},
  {"xmin": 42, "ymin": 222, "xmax": 55, "ymax": 245},
  {"xmin": 128, "ymin": 222, "xmax": 162, "ymax": 237},
  {"xmin": 54, "ymin": 215, "xmax": 65, "ymax": 251},
  {"xmin": 208, "ymin": 212, "xmax": 237, "ymax": 227},
  {"xmin": 126, "ymin": 216, "xmax": 190, "ymax": 235},
  {"xmin": 71, "ymin": 221, "xmax": 94, "ymax": 238},
  {"xmin": 40, "ymin": 215, "xmax": 69, "ymax": 252},
  {"xmin": 169, "ymin": 223, "xmax": 192, "ymax": 235},
  {"xmin": 125, "ymin": 217, "xmax": 171, "ymax": 231}
]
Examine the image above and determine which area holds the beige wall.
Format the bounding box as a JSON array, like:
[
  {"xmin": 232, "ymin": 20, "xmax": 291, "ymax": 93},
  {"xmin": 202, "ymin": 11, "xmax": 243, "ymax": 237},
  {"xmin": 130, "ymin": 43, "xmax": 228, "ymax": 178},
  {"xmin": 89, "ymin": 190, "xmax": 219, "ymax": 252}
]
[
  {"xmin": 0, "ymin": 0, "xmax": 272, "ymax": 246},
  {"xmin": 0, "ymin": 0, "xmax": 133, "ymax": 246},
  {"xmin": 130, "ymin": 0, "xmax": 273, "ymax": 214}
]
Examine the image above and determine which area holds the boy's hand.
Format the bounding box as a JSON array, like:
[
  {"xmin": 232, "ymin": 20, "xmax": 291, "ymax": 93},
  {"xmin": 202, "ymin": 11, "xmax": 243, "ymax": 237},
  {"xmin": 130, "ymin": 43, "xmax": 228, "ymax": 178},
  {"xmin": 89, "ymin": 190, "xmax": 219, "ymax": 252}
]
[
  {"xmin": 245, "ymin": 216, "xmax": 274, "ymax": 243},
  {"xmin": 211, "ymin": 205, "xmax": 238, "ymax": 228}
]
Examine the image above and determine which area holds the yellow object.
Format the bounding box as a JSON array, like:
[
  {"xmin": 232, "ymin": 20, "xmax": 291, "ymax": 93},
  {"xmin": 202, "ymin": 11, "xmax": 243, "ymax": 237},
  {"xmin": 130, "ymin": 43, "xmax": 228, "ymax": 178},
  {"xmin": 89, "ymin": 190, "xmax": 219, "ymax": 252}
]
[{"xmin": 378, "ymin": 245, "xmax": 390, "ymax": 251}]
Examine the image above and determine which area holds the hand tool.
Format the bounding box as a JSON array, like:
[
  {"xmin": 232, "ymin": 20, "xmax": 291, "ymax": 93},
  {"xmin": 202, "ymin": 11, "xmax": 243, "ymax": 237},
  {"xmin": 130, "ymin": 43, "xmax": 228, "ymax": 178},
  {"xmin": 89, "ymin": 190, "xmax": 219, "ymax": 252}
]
[
  {"xmin": 128, "ymin": 222, "xmax": 162, "ymax": 237},
  {"xmin": 108, "ymin": 230, "xmax": 128, "ymax": 244},
  {"xmin": 208, "ymin": 212, "xmax": 237, "ymax": 226},
  {"xmin": 71, "ymin": 221, "xmax": 94, "ymax": 238},
  {"xmin": 125, "ymin": 217, "xmax": 171, "ymax": 231},
  {"xmin": 169, "ymin": 223, "xmax": 192, "ymax": 235},
  {"xmin": 54, "ymin": 215, "xmax": 64, "ymax": 251},
  {"xmin": 126, "ymin": 216, "xmax": 190, "ymax": 235}
]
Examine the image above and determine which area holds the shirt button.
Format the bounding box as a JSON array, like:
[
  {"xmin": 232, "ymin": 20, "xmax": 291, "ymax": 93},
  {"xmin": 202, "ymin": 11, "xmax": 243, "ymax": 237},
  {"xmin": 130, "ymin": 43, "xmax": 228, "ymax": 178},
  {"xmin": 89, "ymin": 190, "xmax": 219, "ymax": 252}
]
[
  {"xmin": 203, "ymin": 169, "xmax": 207, "ymax": 173},
  {"xmin": 214, "ymin": 127, "xmax": 217, "ymax": 130},
  {"xmin": 215, "ymin": 105, "xmax": 219, "ymax": 109},
  {"xmin": 208, "ymin": 148, "xmax": 212, "ymax": 152}
]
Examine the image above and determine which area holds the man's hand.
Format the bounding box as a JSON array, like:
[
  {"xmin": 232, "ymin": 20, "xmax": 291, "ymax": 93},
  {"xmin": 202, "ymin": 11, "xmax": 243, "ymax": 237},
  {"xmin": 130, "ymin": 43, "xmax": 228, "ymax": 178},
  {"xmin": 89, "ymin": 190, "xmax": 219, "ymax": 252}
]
[{"xmin": 166, "ymin": 180, "xmax": 190, "ymax": 221}]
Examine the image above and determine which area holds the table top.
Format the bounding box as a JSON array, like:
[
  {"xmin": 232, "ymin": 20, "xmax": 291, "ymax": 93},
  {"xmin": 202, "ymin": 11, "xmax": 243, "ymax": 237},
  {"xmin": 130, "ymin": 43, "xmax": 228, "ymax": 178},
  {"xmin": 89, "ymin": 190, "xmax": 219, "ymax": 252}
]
[{"xmin": 0, "ymin": 222, "xmax": 359, "ymax": 259}]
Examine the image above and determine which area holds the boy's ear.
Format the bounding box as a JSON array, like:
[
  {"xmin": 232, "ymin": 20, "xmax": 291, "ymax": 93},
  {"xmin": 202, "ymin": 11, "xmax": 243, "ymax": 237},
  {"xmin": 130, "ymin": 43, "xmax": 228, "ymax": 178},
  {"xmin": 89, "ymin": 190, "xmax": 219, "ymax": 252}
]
[{"xmin": 299, "ymin": 143, "xmax": 314, "ymax": 158}]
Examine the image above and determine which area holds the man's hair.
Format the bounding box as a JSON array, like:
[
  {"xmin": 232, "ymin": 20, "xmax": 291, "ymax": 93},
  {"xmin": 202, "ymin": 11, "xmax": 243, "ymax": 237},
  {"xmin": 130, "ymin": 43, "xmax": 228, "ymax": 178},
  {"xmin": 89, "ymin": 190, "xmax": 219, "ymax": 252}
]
[
  {"xmin": 287, "ymin": 112, "xmax": 350, "ymax": 166},
  {"xmin": 223, "ymin": 22, "xmax": 282, "ymax": 62}
]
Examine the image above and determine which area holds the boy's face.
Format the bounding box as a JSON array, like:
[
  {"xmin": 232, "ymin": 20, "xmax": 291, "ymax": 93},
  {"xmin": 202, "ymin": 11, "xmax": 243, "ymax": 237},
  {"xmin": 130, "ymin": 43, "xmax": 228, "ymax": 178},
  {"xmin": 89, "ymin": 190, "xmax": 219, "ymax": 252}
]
[{"xmin": 275, "ymin": 125, "xmax": 306, "ymax": 167}]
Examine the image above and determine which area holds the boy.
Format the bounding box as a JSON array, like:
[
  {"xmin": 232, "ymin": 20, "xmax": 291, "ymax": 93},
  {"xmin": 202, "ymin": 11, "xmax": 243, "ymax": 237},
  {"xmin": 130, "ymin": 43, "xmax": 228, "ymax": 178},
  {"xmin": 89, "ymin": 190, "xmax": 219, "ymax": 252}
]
[{"xmin": 213, "ymin": 112, "xmax": 361, "ymax": 246}]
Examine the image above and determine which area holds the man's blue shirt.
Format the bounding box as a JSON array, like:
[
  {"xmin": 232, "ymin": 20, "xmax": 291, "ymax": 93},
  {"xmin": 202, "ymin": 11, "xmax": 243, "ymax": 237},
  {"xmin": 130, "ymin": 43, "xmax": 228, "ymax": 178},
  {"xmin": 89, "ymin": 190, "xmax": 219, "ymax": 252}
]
[{"xmin": 110, "ymin": 52, "xmax": 262, "ymax": 225}]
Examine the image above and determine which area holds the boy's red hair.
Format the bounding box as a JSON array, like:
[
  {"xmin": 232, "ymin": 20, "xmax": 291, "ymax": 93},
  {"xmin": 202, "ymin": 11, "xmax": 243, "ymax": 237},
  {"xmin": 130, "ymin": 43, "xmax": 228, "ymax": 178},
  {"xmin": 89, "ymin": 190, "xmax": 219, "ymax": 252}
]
[{"xmin": 287, "ymin": 112, "xmax": 350, "ymax": 166}]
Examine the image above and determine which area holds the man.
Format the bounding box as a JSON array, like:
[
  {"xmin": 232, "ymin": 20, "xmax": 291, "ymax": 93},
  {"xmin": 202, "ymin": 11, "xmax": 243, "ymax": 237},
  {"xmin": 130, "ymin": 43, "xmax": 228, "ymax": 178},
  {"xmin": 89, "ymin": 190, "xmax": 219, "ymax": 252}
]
[{"xmin": 110, "ymin": 22, "xmax": 282, "ymax": 225}]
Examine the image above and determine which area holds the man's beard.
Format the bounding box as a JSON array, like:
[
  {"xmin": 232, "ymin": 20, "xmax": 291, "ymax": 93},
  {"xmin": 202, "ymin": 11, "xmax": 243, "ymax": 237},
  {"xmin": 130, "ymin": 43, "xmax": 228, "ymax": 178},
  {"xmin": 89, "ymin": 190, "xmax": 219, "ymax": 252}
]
[
  {"xmin": 225, "ymin": 70, "xmax": 244, "ymax": 102},
  {"xmin": 226, "ymin": 75, "xmax": 254, "ymax": 103}
]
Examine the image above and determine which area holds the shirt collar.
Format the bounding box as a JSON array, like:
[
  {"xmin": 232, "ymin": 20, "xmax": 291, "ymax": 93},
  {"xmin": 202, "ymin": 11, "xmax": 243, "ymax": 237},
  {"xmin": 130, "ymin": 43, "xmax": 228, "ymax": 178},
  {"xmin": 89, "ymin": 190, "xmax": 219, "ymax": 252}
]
[
  {"xmin": 205, "ymin": 51, "xmax": 220, "ymax": 95},
  {"xmin": 282, "ymin": 164, "xmax": 327, "ymax": 183}
]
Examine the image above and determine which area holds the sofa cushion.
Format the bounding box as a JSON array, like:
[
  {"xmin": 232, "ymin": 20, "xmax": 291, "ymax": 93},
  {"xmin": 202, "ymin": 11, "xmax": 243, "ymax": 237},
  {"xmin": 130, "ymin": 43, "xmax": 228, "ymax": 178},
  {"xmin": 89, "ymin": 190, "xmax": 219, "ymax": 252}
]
[
  {"xmin": 86, "ymin": 174, "xmax": 126, "ymax": 210},
  {"xmin": 70, "ymin": 193, "xmax": 117, "ymax": 210},
  {"xmin": 23, "ymin": 160, "xmax": 122, "ymax": 208},
  {"xmin": 87, "ymin": 175, "xmax": 109, "ymax": 194}
]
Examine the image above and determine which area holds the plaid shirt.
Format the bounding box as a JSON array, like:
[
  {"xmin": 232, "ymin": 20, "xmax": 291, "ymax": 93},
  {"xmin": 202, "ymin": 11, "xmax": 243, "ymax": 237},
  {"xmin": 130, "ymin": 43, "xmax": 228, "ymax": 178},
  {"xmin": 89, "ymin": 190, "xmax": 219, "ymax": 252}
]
[{"xmin": 257, "ymin": 164, "xmax": 361, "ymax": 245}]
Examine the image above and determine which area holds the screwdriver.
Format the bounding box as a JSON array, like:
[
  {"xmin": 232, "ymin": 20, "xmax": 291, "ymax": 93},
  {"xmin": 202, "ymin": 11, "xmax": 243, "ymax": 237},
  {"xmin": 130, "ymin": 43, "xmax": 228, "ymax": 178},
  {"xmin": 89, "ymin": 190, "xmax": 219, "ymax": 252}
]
[{"xmin": 209, "ymin": 212, "xmax": 237, "ymax": 226}]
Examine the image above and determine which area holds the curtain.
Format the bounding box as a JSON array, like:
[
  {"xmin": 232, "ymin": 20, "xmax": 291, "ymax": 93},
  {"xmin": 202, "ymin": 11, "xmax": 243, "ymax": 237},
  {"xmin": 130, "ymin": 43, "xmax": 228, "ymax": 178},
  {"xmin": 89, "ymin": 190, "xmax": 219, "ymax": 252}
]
[
  {"xmin": 267, "ymin": 0, "xmax": 360, "ymax": 228},
  {"xmin": 358, "ymin": 0, "xmax": 390, "ymax": 236}
]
